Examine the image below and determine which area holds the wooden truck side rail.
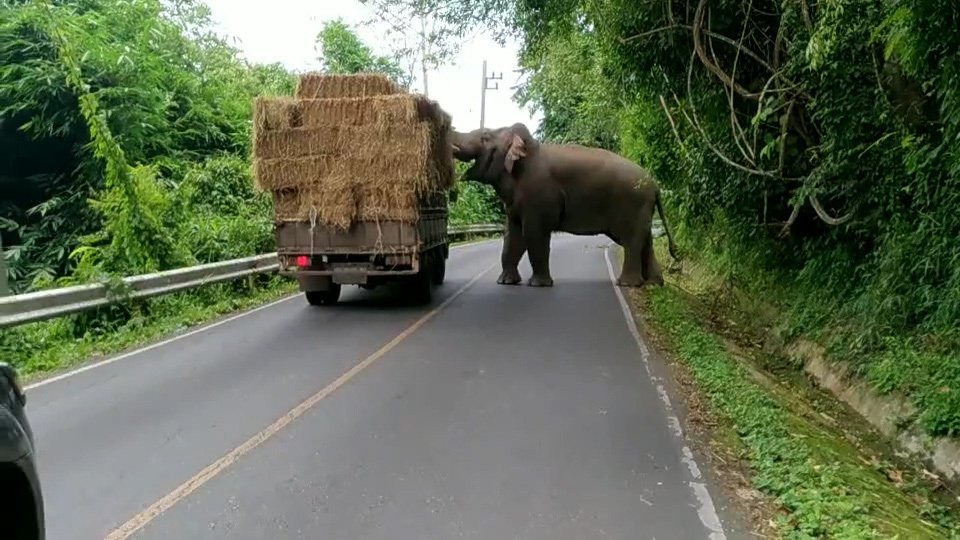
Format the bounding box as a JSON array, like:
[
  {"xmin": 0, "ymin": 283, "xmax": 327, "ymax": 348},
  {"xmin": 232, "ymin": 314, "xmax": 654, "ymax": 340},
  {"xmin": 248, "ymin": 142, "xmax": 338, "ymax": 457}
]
[
  {"xmin": 275, "ymin": 207, "xmax": 448, "ymax": 277},
  {"xmin": 275, "ymin": 192, "xmax": 450, "ymax": 305}
]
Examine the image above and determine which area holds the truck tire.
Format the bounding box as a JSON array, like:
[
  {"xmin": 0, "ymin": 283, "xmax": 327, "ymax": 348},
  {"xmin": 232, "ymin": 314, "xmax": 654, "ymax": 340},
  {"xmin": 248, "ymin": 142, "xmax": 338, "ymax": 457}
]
[
  {"xmin": 305, "ymin": 284, "xmax": 341, "ymax": 306},
  {"xmin": 409, "ymin": 260, "xmax": 433, "ymax": 305},
  {"xmin": 431, "ymin": 251, "xmax": 446, "ymax": 285}
]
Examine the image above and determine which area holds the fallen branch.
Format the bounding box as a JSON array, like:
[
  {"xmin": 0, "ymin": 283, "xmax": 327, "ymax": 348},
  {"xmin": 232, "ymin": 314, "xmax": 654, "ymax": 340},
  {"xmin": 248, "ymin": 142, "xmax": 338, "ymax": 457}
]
[
  {"xmin": 659, "ymin": 94, "xmax": 688, "ymax": 153},
  {"xmin": 680, "ymin": 52, "xmax": 792, "ymax": 179},
  {"xmin": 799, "ymin": 0, "xmax": 814, "ymax": 32},
  {"xmin": 779, "ymin": 202, "xmax": 801, "ymax": 237},
  {"xmin": 727, "ymin": 0, "xmax": 757, "ymax": 163},
  {"xmin": 778, "ymin": 192, "xmax": 853, "ymax": 237},
  {"xmin": 620, "ymin": 24, "xmax": 776, "ymax": 76},
  {"xmin": 809, "ymin": 194, "xmax": 853, "ymax": 226},
  {"xmin": 693, "ymin": 0, "xmax": 759, "ymax": 99}
]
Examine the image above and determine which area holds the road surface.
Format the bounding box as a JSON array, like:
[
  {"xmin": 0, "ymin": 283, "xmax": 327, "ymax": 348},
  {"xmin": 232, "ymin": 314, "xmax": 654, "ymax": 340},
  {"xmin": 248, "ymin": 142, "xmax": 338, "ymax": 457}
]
[{"xmin": 28, "ymin": 236, "xmax": 741, "ymax": 539}]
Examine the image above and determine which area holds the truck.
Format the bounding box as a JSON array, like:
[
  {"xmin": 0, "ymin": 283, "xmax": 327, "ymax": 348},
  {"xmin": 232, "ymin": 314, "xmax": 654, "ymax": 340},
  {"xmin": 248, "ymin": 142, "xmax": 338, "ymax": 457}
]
[{"xmin": 274, "ymin": 191, "xmax": 449, "ymax": 306}]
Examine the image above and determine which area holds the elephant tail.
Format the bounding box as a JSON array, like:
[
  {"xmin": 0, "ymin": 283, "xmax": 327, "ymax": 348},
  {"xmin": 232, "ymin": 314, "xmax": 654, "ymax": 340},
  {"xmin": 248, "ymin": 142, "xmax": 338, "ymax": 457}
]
[{"xmin": 654, "ymin": 189, "xmax": 681, "ymax": 261}]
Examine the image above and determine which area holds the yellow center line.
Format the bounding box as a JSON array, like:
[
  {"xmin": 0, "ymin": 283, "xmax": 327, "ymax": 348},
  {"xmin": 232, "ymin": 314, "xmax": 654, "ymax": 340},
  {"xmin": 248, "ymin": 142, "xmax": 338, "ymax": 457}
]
[{"xmin": 105, "ymin": 264, "xmax": 494, "ymax": 540}]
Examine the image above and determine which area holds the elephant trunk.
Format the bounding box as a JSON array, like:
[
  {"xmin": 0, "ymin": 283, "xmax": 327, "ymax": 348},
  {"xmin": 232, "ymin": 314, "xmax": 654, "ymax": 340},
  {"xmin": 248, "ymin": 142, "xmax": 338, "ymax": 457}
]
[{"xmin": 450, "ymin": 131, "xmax": 472, "ymax": 161}]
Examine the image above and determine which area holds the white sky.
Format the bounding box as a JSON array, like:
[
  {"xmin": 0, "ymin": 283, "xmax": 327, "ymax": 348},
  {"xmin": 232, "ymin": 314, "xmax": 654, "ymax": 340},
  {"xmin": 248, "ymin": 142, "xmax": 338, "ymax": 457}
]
[{"xmin": 202, "ymin": 0, "xmax": 542, "ymax": 132}]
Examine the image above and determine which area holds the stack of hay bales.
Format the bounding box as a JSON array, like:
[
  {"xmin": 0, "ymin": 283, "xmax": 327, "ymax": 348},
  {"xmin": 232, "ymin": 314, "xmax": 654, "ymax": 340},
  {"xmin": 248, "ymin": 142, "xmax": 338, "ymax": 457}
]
[{"xmin": 252, "ymin": 72, "xmax": 454, "ymax": 229}]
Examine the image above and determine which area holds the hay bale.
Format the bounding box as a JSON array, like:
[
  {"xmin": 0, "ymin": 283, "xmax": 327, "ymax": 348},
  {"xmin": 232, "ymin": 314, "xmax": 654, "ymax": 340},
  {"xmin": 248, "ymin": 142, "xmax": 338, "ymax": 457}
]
[
  {"xmin": 271, "ymin": 183, "xmax": 358, "ymax": 229},
  {"xmin": 252, "ymin": 76, "xmax": 456, "ymax": 228},
  {"xmin": 307, "ymin": 181, "xmax": 359, "ymax": 230},
  {"xmin": 252, "ymin": 124, "xmax": 432, "ymax": 162},
  {"xmin": 295, "ymin": 72, "xmax": 401, "ymax": 99},
  {"xmin": 253, "ymin": 97, "xmax": 302, "ymax": 131},
  {"xmin": 272, "ymin": 189, "xmax": 303, "ymax": 221},
  {"xmin": 254, "ymin": 95, "xmax": 425, "ymax": 131},
  {"xmin": 254, "ymin": 154, "xmax": 431, "ymax": 193},
  {"xmin": 299, "ymin": 96, "xmax": 420, "ymax": 126},
  {"xmin": 356, "ymin": 182, "xmax": 419, "ymax": 223}
]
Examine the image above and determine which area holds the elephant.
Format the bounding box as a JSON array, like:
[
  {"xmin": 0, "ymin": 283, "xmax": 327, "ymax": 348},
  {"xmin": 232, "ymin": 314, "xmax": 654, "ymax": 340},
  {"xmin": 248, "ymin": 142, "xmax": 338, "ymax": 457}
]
[{"xmin": 450, "ymin": 122, "xmax": 679, "ymax": 287}]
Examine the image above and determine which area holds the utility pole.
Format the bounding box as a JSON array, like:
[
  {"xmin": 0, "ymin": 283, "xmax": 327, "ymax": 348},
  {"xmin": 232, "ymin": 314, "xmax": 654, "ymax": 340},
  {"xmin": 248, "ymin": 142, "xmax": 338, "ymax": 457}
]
[{"xmin": 480, "ymin": 60, "xmax": 502, "ymax": 129}]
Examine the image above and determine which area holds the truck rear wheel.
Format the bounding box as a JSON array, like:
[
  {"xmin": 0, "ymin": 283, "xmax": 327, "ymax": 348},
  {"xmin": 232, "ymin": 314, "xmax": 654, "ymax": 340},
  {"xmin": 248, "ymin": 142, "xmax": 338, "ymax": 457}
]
[
  {"xmin": 409, "ymin": 260, "xmax": 433, "ymax": 305},
  {"xmin": 431, "ymin": 252, "xmax": 446, "ymax": 285},
  {"xmin": 305, "ymin": 284, "xmax": 341, "ymax": 306}
]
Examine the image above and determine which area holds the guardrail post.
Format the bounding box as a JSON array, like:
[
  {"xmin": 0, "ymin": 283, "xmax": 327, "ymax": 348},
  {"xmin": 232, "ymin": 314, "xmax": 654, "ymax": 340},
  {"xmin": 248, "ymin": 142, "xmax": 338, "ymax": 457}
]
[{"xmin": 0, "ymin": 235, "xmax": 8, "ymax": 297}]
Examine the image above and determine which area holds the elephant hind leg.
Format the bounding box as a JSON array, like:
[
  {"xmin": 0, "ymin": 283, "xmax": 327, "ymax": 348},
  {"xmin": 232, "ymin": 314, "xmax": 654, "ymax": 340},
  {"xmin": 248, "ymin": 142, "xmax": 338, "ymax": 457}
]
[
  {"xmin": 641, "ymin": 228, "xmax": 664, "ymax": 286},
  {"xmin": 523, "ymin": 218, "xmax": 554, "ymax": 287},
  {"xmin": 617, "ymin": 237, "xmax": 647, "ymax": 287},
  {"xmin": 617, "ymin": 201, "xmax": 658, "ymax": 288}
]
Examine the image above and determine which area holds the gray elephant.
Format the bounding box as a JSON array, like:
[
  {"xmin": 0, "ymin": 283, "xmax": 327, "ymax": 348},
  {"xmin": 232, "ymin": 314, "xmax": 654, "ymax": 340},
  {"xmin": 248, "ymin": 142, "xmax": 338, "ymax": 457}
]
[{"xmin": 450, "ymin": 122, "xmax": 679, "ymax": 287}]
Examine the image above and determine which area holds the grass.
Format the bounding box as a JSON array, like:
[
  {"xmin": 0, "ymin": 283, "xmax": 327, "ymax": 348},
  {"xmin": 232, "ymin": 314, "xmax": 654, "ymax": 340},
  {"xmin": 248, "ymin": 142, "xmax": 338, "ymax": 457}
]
[
  {"xmin": 629, "ymin": 241, "xmax": 960, "ymax": 539},
  {"xmin": 674, "ymin": 224, "xmax": 960, "ymax": 440}
]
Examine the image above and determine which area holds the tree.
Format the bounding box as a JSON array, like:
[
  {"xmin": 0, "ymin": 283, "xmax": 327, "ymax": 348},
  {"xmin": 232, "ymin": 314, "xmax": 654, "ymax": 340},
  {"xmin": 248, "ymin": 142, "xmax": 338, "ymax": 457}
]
[
  {"xmin": 315, "ymin": 19, "xmax": 409, "ymax": 87},
  {"xmin": 0, "ymin": 0, "xmax": 294, "ymax": 290},
  {"xmin": 358, "ymin": 0, "xmax": 476, "ymax": 96},
  {"xmin": 515, "ymin": 26, "xmax": 618, "ymax": 148}
]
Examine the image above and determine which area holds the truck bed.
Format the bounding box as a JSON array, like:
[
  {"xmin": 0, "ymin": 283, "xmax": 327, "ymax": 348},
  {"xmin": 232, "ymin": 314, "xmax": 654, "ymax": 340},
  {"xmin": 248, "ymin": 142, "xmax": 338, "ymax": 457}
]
[{"xmin": 275, "ymin": 207, "xmax": 448, "ymax": 278}]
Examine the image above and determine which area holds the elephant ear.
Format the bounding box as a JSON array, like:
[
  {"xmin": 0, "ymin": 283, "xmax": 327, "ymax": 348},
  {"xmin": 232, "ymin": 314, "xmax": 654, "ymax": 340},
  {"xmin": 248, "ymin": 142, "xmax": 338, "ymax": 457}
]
[{"xmin": 504, "ymin": 134, "xmax": 527, "ymax": 174}]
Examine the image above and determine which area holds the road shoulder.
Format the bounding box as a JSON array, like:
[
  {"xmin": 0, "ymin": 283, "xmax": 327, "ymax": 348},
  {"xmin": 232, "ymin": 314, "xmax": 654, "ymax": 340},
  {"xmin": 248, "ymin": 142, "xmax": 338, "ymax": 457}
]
[{"xmin": 621, "ymin": 244, "xmax": 960, "ymax": 538}]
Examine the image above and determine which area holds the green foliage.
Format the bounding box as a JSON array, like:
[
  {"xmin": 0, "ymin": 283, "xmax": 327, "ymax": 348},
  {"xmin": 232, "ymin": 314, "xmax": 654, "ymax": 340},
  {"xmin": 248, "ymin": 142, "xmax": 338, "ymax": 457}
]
[
  {"xmin": 316, "ymin": 19, "xmax": 409, "ymax": 87},
  {"xmin": 178, "ymin": 155, "xmax": 274, "ymax": 263},
  {"xmin": 0, "ymin": 0, "xmax": 295, "ymax": 291},
  {"xmin": 517, "ymin": 26, "xmax": 619, "ymax": 147},
  {"xmin": 449, "ymin": 182, "xmax": 503, "ymax": 225},
  {"xmin": 449, "ymin": 163, "xmax": 504, "ymax": 225}
]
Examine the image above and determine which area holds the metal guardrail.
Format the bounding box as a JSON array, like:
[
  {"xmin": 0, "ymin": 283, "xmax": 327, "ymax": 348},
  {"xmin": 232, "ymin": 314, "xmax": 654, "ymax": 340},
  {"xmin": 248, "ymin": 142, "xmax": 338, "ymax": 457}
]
[
  {"xmin": 0, "ymin": 253, "xmax": 280, "ymax": 329},
  {"xmin": 448, "ymin": 223, "xmax": 504, "ymax": 235},
  {"xmin": 0, "ymin": 222, "xmax": 670, "ymax": 329},
  {"xmin": 0, "ymin": 223, "xmax": 504, "ymax": 329}
]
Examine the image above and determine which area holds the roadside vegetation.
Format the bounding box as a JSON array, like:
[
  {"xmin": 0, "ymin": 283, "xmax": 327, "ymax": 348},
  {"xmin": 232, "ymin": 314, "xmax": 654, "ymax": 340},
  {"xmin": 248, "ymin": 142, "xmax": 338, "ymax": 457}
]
[
  {"xmin": 635, "ymin": 242, "xmax": 960, "ymax": 538},
  {"xmin": 0, "ymin": 1, "xmax": 500, "ymax": 378}
]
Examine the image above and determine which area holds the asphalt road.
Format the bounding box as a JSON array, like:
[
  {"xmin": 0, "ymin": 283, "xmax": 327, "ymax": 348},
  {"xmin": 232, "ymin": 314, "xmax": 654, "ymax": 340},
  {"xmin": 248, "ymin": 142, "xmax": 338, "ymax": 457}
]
[{"xmin": 28, "ymin": 235, "xmax": 741, "ymax": 539}]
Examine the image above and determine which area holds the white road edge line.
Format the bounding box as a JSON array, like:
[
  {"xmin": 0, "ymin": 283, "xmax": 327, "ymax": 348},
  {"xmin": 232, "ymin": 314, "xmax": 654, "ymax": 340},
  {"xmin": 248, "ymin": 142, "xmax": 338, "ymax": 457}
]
[
  {"xmin": 24, "ymin": 239, "xmax": 496, "ymax": 391},
  {"xmin": 603, "ymin": 245, "xmax": 727, "ymax": 540}
]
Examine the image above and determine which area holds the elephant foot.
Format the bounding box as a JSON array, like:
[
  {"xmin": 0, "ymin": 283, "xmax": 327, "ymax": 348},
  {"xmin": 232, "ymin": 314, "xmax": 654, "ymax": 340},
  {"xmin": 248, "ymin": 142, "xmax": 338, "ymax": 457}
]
[
  {"xmin": 527, "ymin": 275, "xmax": 554, "ymax": 287},
  {"xmin": 646, "ymin": 274, "xmax": 665, "ymax": 287},
  {"xmin": 616, "ymin": 275, "xmax": 647, "ymax": 288},
  {"xmin": 497, "ymin": 269, "xmax": 522, "ymax": 285}
]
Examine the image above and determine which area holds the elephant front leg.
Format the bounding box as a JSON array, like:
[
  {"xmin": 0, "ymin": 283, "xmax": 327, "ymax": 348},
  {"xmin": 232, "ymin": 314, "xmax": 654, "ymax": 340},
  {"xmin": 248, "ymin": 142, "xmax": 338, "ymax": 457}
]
[
  {"xmin": 640, "ymin": 227, "xmax": 664, "ymax": 286},
  {"xmin": 498, "ymin": 220, "xmax": 525, "ymax": 285},
  {"xmin": 522, "ymin": 220, "xmax": 554, "ymax": 287}
]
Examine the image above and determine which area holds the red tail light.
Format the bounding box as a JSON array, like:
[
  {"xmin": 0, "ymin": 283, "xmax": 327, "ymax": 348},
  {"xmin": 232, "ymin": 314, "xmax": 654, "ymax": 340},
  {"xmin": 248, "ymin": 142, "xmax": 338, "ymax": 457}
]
[{"xmin": 296, "ymin": 255, "xmax": 310, "ymax": 267}]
